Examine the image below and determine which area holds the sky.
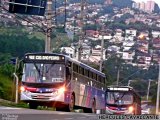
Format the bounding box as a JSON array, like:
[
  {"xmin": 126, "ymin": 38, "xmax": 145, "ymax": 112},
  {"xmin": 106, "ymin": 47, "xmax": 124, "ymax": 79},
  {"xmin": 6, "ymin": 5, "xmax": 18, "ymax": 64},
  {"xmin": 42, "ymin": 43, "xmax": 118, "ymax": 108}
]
[{"xmin": 133, "ymin": 0, "xmax": 160, "ymax": 7}]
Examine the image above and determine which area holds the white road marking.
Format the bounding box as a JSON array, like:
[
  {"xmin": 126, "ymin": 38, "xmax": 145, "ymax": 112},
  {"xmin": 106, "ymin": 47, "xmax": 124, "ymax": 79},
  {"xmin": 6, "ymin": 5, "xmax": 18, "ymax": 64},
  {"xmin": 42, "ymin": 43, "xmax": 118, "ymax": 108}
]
[
  {"xmin": 0, "ymin": 106, "xmax": 21, "ymax": 109},
  {"xmin": 65, "ymin": 118, "xmax": 73, "ymax": 120},
  {"xmin": 82, "ymin": 114, "xmax": 96, "ymax": 116},
  {"xmin": 78, "ymin": 117, "xmax": 86, "ymax": 119}
]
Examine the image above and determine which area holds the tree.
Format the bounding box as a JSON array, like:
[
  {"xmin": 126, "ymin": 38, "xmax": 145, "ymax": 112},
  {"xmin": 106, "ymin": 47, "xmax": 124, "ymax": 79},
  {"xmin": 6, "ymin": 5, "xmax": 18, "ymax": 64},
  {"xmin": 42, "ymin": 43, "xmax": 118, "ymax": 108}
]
[{"xmin": 112, "ymin": 0, "xmax": 133, "ymax": 8}]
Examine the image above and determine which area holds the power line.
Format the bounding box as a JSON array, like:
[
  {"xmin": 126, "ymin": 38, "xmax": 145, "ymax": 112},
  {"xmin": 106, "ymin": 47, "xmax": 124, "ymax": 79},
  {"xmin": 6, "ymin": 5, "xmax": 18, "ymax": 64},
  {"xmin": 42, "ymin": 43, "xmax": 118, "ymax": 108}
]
[{"xmin": 0, "ymin": 5, "xmax": 46, "ymax": 33}]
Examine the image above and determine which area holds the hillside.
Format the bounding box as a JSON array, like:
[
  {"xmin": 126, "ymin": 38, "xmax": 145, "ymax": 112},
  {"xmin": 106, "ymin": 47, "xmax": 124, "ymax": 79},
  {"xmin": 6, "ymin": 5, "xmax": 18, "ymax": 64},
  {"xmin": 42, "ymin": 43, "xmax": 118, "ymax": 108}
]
[{"xmin": 112, "ymin": 0, "xmax": 133, "ymax": 8}]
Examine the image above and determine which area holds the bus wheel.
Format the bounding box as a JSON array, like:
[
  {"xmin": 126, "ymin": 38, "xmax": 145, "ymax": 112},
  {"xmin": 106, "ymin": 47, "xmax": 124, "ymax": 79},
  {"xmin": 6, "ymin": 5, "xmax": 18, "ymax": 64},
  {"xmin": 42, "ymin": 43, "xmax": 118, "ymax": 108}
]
[
  {"xmin": 68, "ymin": 94, "xmax": 75, "ymax": 112},
  {"xmin": 92, "ymin": 99, "xmax": 96, "ymax": 113},
  {"xmin": 83, "ymin": 108, "xmax": 91, "ymax": 113},
  {"xmin": 56, "ymin": 107, "xmax": 63, "ymax": 111},
  {"xmin": 29, "ymin": 102, "xmax": 38, "ymax": 109}
]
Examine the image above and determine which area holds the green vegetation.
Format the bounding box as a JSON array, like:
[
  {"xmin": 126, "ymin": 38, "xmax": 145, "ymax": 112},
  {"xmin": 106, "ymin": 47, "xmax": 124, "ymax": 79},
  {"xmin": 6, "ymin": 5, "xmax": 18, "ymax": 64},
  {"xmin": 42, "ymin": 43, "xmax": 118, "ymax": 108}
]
[
  {"xmin": 105, "ymin": 21, "xmax": 160, "ymax": 31},
  {"xmin": 28, "ymin": 32, "xmax": 45, "ymax": 40},
  {"xmin": 0, "ymin": 74, "xmax": 13, "ymax": 100},
  {"xmin": 0, "ymin": 26, "xmax": 45, "ymax": 101},
  {"xmin": 112, "ymin": 0, "xmax": 133, "ymax": 8},
  {"xmin": 0, "ymin": 27, "xmax": 45, "ymax": 57}
]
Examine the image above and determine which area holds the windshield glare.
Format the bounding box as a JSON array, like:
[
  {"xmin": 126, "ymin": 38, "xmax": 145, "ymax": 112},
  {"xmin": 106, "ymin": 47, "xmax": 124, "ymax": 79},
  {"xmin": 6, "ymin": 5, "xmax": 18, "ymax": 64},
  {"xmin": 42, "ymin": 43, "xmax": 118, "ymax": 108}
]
[
  {"xmin": 106, "ymin": 91, "xmax": 133, "ymax": 105},
  {"xmin": 22, "ymin": 63, "xmax": 65, "ymax": 83}
]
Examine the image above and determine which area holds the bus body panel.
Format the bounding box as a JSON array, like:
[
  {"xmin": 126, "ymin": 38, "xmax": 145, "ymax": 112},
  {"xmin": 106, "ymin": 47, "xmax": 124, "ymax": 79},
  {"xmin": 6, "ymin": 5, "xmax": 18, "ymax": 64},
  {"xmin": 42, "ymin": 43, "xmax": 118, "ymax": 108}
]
[
  {"xmin": 20, "ymin": 87, "xmax": 65, "ymax": 102},
  {"xmin": 20, "ymin": 53, "xmax": 106, "ymax": 111},
  {"xmin": 105, "ymin": 86, "xmax": 141, "ymax": 115}
]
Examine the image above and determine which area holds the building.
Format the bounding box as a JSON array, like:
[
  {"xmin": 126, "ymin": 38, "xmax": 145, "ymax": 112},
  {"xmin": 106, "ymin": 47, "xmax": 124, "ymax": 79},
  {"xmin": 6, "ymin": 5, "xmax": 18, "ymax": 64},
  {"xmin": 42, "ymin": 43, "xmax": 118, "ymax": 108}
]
[
  {"xmin": 145, "ymin": 1, "xmax": 155, "ymax": 13},
  {"xmin": 132, "ymin": 1, "xmax": 155, "ymax": 13},
  {"xmin": 125, "ymin": 29, "xmax": 137, "ymax": 37},
  {"xmin": 152, "ymin": 31, "xmax": 160, "ymax": 38},
  {"xmin": 60, "ymin": 47, "xmax": 75, "ymax": 58},
  {"xmin": 105, "ymin": 0, "xmax": 112, "ymax": 5},
  {"xmin": 140, "ymin": 2, "xmax": 145, "ymax": 11},
  {"xmin": 132, "ymin": 2, "xmax": 140, "ymax": 9},
  {"xmin": 122, "ymin": 52, "xmax": 135, "ymax": 63}
]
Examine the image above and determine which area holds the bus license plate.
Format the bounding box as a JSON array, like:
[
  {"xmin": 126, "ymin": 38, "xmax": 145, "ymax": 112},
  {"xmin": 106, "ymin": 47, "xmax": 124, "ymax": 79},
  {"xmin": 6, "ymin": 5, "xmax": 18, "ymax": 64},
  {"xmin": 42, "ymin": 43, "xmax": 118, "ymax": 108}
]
[{"xmin": 37, "ymin": 95, "xmax": 44, "ymax": 98}]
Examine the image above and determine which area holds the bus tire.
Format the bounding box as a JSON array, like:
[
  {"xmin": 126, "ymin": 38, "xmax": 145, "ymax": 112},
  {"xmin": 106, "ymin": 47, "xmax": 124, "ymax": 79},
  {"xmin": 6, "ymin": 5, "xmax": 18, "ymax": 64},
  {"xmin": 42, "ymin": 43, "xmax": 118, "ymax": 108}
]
[
  {"xmin": 29, "ymin": 102, "xmax": 38, "ymax": 109},
  {"xmin": 83, "ymin": 108, "xmax": 91, "ymax": 113},
  {"xmin": 92, "ymin": 99, "xmax": 96, "ymax": 113},
  {"xmin": 56, "ymin": 107, "xmax": 63, "ymax": 111}
]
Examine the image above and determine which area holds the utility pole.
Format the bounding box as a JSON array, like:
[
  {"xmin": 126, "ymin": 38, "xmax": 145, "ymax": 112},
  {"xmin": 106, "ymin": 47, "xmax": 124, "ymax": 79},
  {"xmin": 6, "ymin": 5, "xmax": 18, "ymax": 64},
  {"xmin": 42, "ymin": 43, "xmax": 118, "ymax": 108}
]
[
  {"xmin": 99, "ymin": 26, "xmax": 105, "ymax": 72},
  {"xmin": 77, "ymin": 0, "xmax": 85, "ymax": 61},
  {"xmin": 156, "ymin": 63, "xmax": 160, "ymax": 114},
  {"xmin": 45, "ymin": 0, "xmax": 53, "ymax": 53},
  {"xmin": 12, "ymin": 57, "xmax": 18, "ymax": 102},
  {"xmin": 13, "ymin": 73, "xmax": 19, "ymax": 104},
  {"xmin": 116, "ymin": 67, "xmax": 120, "ymax": 86},
  {"xmin": 116, "ymin": 54, "xmax": 120, "ymax": 86},
  {"xmin": 147, "ymin": 79, "xmax": 153, "ymax": 101},
  {"xmin": 64, "ymin": 0, "xmax": 67, "ymax": 28}
]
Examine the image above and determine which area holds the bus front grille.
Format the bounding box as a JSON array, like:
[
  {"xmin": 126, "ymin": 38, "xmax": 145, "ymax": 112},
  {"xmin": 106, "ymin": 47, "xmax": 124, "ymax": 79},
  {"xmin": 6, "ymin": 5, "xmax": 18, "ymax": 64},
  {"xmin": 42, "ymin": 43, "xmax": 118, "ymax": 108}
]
[{"xmin": 31, "ymin": 95, "xmax": 51, "ymax": 100}]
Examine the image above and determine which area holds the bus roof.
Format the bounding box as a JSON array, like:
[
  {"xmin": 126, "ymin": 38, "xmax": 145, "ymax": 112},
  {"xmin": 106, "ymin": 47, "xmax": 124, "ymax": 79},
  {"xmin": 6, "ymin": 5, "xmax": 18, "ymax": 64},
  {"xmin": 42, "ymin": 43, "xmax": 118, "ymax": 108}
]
[
  {"xmin": 106, "ymin": 85, "xmax": 141, "ymax": 97},
  {"xmin": 24, "ymin": 52, "xmax": 106, "ymax": 77},
  {"xmin": 65, "ymin": 55, "xmax": 106, "ymax": 77},
  {"xmin": 24, "ymin": 52, "xmax": 64, "ymax": 57}
]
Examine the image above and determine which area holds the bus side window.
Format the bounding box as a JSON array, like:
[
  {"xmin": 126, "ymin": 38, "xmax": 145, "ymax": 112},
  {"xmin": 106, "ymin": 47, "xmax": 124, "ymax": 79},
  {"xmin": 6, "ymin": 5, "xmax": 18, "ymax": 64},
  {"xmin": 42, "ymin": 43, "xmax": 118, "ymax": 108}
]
[
  {"xmin": 73, "ymin": 63, "xmax": 78, "ymax": 73},
  {"xmin": 89, "ymin": 71, "xmax": 93, "ymax": 79},
  {"xmin": 85, "ymin": 69, "xmax": 89, "ymax": 77},
  {"xmin": 99, "ymin": 76, "xmax": 101, "ymax": 83},
  {"xmin": 93, "ymin": 73, "xmax": 97, "ymax": 80},
  {"xmin": 66, "ymin": 67, "xmax": 71, "ymax": 80}
]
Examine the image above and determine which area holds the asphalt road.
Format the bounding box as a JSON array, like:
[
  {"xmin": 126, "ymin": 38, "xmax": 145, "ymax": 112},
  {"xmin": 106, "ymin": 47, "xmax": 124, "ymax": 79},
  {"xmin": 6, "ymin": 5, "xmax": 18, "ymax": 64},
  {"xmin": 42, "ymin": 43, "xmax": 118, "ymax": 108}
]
[{"xmin": 0, "ymin": 107, "xmax": 99, "ymax": 120}]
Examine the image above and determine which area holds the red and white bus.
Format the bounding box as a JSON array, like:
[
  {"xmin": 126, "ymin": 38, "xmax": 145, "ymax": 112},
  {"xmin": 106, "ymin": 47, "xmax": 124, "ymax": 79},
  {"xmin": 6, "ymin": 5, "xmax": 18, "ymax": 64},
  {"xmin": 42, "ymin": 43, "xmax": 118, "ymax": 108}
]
[
  {"xmin": 20, "ymin": 53, "xmax": 106, "ymax": 113},
  {"xmin": 105, "ymin": 86, "xmax": 141, "ymax": 115}
]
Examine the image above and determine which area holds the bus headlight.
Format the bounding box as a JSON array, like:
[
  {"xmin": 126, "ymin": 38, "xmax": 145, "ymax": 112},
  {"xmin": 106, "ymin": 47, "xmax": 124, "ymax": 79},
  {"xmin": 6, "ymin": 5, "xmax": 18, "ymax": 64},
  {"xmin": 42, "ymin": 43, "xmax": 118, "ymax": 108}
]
[
  {"xmin": 58, "ymin": 87, "xmax": 65, "ymax": 94},
  {"xmin": 20, "ymin": 86, "xmax": 25, "ymax": 92},
  {"xmin": 128, "ymin": 106, "xmax": 134, "ymax": 113}
]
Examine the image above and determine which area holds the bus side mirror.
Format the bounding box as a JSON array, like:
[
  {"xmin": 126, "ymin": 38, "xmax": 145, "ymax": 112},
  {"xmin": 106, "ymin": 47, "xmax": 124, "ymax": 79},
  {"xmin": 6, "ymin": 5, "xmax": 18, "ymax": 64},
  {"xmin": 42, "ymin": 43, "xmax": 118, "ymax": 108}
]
[{"xmin": 17, "ymin": 60, "xmax": 24, "ymax": 76}]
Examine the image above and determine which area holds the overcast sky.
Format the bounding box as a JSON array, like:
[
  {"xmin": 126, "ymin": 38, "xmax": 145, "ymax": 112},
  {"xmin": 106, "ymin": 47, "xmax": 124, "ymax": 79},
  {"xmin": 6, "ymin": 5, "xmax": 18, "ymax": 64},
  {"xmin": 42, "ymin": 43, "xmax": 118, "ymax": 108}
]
[{"xmin": 133, "ymin": 0, "xmax": 160, "ymax": 7}]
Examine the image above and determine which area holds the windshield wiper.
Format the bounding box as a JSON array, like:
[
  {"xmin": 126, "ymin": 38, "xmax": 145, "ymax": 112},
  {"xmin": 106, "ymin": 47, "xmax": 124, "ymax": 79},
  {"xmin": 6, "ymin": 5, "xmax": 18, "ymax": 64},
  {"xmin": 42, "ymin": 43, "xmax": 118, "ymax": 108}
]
[
  {"xmin": 46, "ymin": 64, "xmax": 55, "ymax": 73},
  {"xmin": 114, "ymin": 92, "xmax": 126, "ymax": 104},
  {"xmin": 33, "ymin": 63, "xmax": 41, "ymax": 77}
]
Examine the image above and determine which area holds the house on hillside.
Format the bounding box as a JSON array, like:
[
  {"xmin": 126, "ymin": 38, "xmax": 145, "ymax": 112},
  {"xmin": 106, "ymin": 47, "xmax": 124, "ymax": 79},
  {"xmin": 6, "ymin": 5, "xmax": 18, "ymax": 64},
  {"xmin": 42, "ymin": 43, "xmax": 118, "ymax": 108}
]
[
  {"xmin": 136, "ymin": 40, "xmax": 149, "ymax": 53},
  {"xmin": 122, "ymin": 52, "xmax": 135, "ymax": 63},
  {"xmin": 136, "ymin": 52, "xmax": 151, "ymax": 66},
  {"xmin": 152, "ymin": 31, "xmax": 160, "ymax": 38},
  {"xmin": 151, "ymin": 38, "xmax": 160, "ymax": 63}
]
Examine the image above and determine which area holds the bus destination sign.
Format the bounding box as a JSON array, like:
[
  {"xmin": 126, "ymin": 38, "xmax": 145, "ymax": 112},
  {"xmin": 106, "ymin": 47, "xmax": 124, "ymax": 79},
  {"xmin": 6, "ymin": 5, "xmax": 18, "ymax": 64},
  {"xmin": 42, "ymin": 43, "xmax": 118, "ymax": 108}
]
[{"xmin": 25, "ymin": 55, "xmax": 64, "ymax": 61}]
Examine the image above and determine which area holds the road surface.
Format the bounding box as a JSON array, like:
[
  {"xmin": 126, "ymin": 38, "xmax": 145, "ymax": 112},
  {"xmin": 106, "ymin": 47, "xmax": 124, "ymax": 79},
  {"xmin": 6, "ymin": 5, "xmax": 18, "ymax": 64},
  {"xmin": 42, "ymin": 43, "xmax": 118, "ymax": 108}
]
[{"xmin": 0, "ymin": 106, "xmax": 99, "ymax": 120}]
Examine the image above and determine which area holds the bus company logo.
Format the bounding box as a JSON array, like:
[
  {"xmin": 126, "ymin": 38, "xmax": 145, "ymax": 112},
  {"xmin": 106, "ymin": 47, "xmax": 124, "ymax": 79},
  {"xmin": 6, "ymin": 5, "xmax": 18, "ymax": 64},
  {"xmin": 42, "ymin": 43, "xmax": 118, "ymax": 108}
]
[{"xmin": 37, "ymin": 88, "xmax": 43, "ymax": 93}]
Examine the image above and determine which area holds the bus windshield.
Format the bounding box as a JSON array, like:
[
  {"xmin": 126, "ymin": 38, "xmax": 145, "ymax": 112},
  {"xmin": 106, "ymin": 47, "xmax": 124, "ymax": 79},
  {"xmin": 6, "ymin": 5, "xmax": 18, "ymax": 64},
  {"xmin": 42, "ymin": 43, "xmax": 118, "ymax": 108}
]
[
  {"xmin": 106, "ymin": 91, "xmax": 133, "ymax": 105},
  {"xmin": 22, "ymin": 63, "xmax": 65, "ymax": 83}
]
